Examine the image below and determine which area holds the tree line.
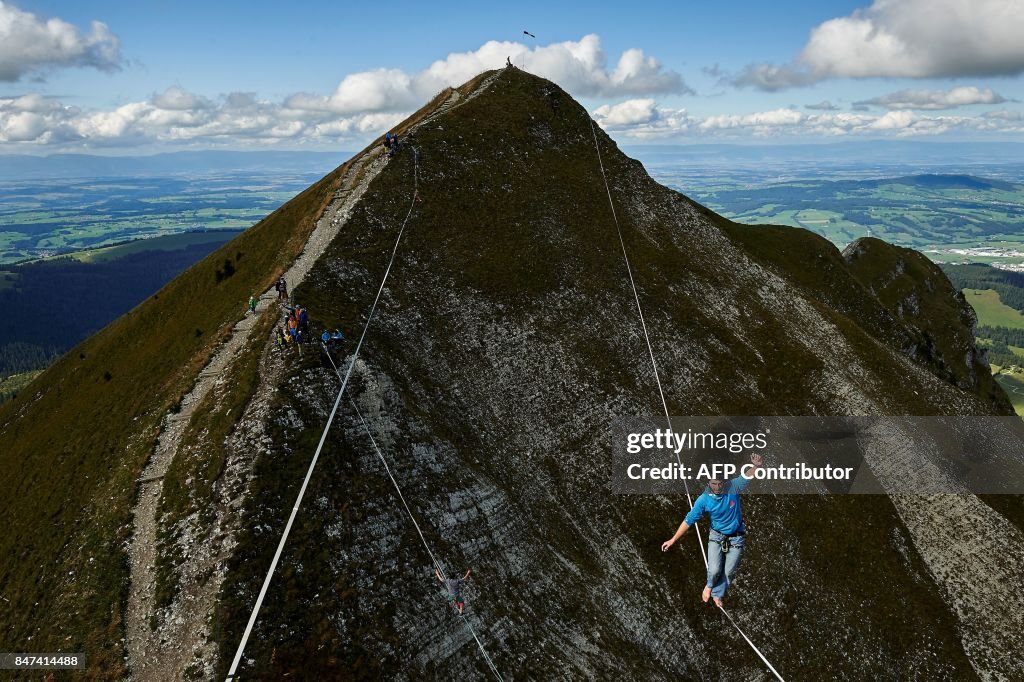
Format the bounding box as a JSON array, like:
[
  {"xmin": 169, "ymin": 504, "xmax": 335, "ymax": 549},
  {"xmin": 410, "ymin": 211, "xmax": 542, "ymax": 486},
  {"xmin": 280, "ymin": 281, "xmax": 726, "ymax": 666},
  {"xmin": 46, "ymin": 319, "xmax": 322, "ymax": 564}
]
[{"xmin": 942, "ymin": 263, "xmax": 1024, "ymax": 313}]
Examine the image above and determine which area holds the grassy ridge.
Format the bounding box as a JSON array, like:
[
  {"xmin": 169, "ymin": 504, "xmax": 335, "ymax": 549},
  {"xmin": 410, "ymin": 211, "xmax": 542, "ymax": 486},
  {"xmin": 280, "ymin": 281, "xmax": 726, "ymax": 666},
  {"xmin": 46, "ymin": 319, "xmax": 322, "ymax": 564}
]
[
  {"xmin": 0, "ymin": 156, "xmax": 349, "ymax": 677},
  {"xmin": 153, "ymin": 307, "xmax": 277, "ymax": 616},
  {"xmin": 211, "ymin": 68, "xmax": 986, "ymax": 679}
]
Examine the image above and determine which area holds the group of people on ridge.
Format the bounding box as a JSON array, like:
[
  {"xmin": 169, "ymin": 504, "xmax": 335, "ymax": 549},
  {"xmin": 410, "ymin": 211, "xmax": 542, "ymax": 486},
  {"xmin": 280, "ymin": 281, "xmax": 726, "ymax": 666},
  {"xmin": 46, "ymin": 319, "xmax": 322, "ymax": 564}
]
[
  {"xmin": 382, "ymin": 132, "xmax": 403, "ymax": 158},
  {"xmin": 275, "ymin": 305, "xmax": 310, "ymax": 346}
]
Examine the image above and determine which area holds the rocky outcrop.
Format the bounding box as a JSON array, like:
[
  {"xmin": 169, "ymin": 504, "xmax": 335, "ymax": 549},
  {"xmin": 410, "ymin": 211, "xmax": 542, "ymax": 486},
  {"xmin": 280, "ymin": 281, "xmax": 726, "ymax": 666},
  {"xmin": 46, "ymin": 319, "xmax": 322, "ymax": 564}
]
[{"xmin": 204, "ymin": 68, "xmax": 1019, "ymax": 681}]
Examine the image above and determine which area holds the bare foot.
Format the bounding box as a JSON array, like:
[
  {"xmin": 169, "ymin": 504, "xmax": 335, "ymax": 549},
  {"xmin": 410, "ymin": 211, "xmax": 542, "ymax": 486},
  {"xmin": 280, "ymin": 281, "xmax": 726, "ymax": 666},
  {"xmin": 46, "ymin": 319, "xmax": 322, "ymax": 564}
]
[
  {"xmin": 702, "ymin": 586, "xmax": 712, "ymax": 603},
  {"xmin": 713, "ymin": 597, "xmax": 723, "ymax": 608}
]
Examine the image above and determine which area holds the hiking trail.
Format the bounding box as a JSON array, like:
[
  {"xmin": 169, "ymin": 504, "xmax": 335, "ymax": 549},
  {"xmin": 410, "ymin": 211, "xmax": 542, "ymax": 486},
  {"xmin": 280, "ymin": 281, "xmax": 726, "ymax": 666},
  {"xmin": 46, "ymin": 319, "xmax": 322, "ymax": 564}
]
[
  {"xmin": 125, "ymin": 71, "xmax": 504, "ymax": 681},
  {"xmin": 125, "ymin": 145, "xmax": 386, "ymax": 680}
]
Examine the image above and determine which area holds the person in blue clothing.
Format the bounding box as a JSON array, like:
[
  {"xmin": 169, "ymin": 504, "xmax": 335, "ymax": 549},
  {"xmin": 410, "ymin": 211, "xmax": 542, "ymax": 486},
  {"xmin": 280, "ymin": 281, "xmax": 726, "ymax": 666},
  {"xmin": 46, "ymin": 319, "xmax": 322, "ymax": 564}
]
[{"xmin": 661, "ymin": 453, "xmax": 763, "ymax": 607}]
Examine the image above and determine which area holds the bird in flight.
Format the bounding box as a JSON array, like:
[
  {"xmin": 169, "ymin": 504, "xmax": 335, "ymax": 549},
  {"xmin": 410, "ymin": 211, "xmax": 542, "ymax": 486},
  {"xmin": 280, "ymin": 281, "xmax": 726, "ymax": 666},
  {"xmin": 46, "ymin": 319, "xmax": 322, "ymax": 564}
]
[{"xmin": 523, "ymin": 30, "xmax": 536, "ymax": 38}]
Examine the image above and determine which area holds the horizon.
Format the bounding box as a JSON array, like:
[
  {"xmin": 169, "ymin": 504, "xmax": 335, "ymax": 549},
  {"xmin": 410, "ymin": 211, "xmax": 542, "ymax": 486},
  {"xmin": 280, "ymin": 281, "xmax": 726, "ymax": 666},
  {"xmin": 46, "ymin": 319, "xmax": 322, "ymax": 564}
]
[{"xmin": 1, "ymin": 1, "xmax": 1023, "ymax": 153}]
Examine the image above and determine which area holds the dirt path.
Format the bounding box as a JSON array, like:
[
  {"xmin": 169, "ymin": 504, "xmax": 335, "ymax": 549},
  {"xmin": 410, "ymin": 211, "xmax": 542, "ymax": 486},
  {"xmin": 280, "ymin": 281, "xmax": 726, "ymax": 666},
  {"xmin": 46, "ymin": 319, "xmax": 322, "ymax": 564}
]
[
  {"xmin": 125, "ymin": 146, "xmax": 387, "ymax": 681},
  {"xmin": 125, "ymin": 71, "xmax": 505, "ymax": 681}
]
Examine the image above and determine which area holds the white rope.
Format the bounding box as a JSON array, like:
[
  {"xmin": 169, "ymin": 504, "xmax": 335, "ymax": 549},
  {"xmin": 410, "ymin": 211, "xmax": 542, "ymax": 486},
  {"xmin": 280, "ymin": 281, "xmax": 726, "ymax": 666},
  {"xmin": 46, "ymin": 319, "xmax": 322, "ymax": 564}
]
[
  {"xmin": 345, "ymin": 390, "xmax": 504, "ymax": 682},
  {"xmin": 325, "ymin": 343, "xmax": 503, "ymax": 681},
  {"xmin": 588, "ymin": 118, "xmax": 784, "ymax": 682},
  {"xmin": 348, "ymin": 390, "xmax": 444, "ymax": 576},
  {"xmin": 586, "ymin": 117, "xmax": 706, "ymax": 564},
  {"xmin": 718, "ymin": 601, "xmax": 786, "ymax": 681},
  {"xmin": 226, "ymin": 148, "xmax": 421, "ymax": 681}
]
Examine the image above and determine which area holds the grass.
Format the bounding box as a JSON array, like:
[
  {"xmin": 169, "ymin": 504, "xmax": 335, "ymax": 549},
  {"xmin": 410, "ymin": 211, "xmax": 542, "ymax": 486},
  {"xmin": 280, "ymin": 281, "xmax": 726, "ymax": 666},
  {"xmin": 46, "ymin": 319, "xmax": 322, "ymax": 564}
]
[
  {"xmin": 0, "ymin": 72, "xmax": 466, "ymax": 680},
  {"xmin": 0, "ymin": 174, "xmax": 325, "ymax": 264},
  {"xmin": 963, "ymin": 288, "xmax": 1024, "ymax": 328},
  {"xmin": 993, "ymin": 366, "xmax": 1024, "ymax": 415},
  {"xmin": 1, "ymin": 67, "xmax": 1016, "ymax": 680},
  {"xmin": 691, "ymin": 176, "xmax": 1024, "ymax": 263},
  {"xmin": 0, "ymin": 148, "xmax": 355, "ymax": 678},
  {"xmin": 153, "ymin": 306, "xmax": 277, "ymax": 613},
  {"xmin": 0, "ymin": 369, "xmax": 41, "ymax": 403},
  {"xmin": 210, "ymin": 68, "xmax": 1003, "ymax": 680}
]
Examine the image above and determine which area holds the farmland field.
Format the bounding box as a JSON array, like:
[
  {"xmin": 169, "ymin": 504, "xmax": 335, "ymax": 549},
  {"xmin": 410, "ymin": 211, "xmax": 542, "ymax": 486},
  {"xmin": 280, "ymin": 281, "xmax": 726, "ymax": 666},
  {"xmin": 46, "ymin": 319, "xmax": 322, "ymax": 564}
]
[
  {"xmin": 634, "ymin": 144, "xmax": 1024, "ymax": 268},
  {"xmin": 0, "ymin": 169, "xmax": 334, "ymax": 264},
  {"xmin": 963, "ymin": 289, "xmax": 1024, "ymax": 328}
]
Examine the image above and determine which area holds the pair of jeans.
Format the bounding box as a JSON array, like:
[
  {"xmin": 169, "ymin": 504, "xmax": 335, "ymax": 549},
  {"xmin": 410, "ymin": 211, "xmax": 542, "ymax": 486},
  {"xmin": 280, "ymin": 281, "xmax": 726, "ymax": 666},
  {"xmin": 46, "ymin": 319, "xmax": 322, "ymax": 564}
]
[{"xmin": 706, "ymin": 528, "xmax": 746, "ymax": 599}]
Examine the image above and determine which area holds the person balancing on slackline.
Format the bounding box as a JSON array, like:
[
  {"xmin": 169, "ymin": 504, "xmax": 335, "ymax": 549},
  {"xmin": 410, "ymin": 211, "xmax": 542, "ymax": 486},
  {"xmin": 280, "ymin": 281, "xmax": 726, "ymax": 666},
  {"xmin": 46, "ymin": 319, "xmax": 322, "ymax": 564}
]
[{"xmin": 661, "ymin": 452, "xmax": 764, "ymax": 608}]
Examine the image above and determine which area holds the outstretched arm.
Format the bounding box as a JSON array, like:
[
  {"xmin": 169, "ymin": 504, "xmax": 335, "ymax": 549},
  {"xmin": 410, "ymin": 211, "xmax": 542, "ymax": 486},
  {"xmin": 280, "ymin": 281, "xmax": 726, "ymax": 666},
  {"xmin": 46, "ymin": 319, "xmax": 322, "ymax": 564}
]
[
  {"xmin": 732, "ymin": 453, "xmax": 765, "ymax": 494},
  {"xmin": 661, "ymin": 520, "xmax": 691, "ymax": 552}
]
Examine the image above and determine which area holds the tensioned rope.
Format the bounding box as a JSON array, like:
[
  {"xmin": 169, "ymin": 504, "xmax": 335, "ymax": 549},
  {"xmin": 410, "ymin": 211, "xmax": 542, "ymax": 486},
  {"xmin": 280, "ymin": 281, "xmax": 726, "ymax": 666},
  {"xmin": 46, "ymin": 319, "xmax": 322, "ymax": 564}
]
[
  {"xmin": 585, "ymin": 117, "xmax": 705, "ymax": 565},
  {"xmin": 226, "ymin": 147, "xmax": 422, "ymax": 681},
  {"xmin": 340, "ymin": 370, "xmax": 504, "ymax": 682},
  {"xmin": 587, "ymin": 118, "xmax": 785, "ymax": 682}
]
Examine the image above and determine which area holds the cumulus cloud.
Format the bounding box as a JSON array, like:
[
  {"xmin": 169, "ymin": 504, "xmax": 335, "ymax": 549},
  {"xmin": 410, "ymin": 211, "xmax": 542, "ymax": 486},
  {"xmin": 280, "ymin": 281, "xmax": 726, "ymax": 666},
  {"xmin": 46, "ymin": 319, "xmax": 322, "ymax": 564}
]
[
  {"xmin": 5, "ymin": 82, "xmax": 1023, "ymax": 148},
  {"xmin": 151, "ymin": 86, "xmax": 213, "ymax": 111},
  {"xmin": 593, "ymin": 99, "xmax": 658, "ymax": 126},
  {"xmin": 0, "ymin": 85, "xmax": 409, "ymax": 148},
  {"xmin": 590, "ymin": 100, "xmax": 1024, "ymax": 140},
  {"xmin": 700, "ymin": 109, "xmax": 806, "ymax": 133},
  {"xmin": 983, "ymin": 109, "xmax": 1024, "ymax": 122},
  {"xmin": 285, "ymin": 34, "xmax": 688, "ymax": 114},
  {"xmin": 592, "ymin": 99, "xmax": 694, "ymax": 139},
  {"xmin": 732, "ymin": 0, "xmax": 1024, "ymax": 90},
  {"xmin": 855, "ymin": 86, "xmax": 1009, "ymax": 110},
  {"xmin": 0, "ymin": 2, "xmax": 123, "ymax": 81}
]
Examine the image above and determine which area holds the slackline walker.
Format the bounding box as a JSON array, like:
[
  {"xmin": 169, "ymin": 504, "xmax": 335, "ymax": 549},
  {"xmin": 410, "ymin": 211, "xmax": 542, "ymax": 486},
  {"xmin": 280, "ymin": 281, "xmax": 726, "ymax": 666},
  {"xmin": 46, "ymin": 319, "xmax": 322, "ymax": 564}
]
[
  {"xmin": 322, "ymin": 347, "xmax": 504, "ymax": 681},
  {"xmin": 227, "ymin": 147, "xmax": 422, "ymax": 680},
  {"xmin": 587, "ymin": 117, "xmax": 785, "ymax": 682}
]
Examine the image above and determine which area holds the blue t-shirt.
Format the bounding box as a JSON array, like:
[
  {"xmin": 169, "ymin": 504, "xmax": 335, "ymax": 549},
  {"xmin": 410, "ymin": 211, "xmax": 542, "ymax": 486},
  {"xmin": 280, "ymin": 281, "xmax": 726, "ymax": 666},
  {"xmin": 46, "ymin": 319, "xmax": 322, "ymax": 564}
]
[{"xmin": 684, "ymin": 477, "xmax": 750, "ymax": 535}]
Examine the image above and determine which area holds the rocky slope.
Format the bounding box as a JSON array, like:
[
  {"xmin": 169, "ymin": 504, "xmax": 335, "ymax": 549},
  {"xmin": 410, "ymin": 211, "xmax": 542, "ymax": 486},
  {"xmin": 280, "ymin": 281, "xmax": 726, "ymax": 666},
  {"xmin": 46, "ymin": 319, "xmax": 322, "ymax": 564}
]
[
  {"xmin": 211, "ymin": 69, "xmax": 1021, "ymax": 680},
  {"xmin": 2, "ymin": 67, "xmax": 1022, "ymax": 681}
]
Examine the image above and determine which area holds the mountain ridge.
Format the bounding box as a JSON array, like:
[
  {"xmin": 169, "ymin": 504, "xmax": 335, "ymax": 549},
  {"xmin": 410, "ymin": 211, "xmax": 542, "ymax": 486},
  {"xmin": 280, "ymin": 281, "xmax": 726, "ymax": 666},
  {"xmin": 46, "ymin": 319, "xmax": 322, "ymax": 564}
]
[{"xmin": 1, "ymin": 67, "xmax": 1021, "ymax": 680}]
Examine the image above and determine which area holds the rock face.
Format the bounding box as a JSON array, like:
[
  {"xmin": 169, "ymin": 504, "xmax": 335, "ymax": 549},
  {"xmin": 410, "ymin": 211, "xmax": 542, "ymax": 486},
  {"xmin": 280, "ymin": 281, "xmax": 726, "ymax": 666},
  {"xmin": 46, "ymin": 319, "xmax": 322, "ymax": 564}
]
[
  {"xmin": 206, "ymin": 68, "xmax": 1021, "ymax": 680},
  {"xmin": 2, "ymin": 67, "xmax": 1021, "ymax": 681},
  {"xmin": 842, "ymin": 236, "xmax": 1005, "ymax": 405}
]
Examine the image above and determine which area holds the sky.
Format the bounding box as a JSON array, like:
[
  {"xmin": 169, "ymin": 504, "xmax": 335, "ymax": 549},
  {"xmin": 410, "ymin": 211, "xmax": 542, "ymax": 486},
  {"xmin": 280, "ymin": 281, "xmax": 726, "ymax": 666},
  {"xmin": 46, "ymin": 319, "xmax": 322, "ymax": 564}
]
[{"xmin": 1, "ymin": 0, "xmax": 1024, "ymax": 153}]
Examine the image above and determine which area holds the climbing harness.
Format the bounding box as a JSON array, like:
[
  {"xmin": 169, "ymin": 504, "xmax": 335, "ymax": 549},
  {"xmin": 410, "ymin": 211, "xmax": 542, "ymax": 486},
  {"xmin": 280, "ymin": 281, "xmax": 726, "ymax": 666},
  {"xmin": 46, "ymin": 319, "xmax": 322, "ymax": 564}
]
[{"xmin": 716, "ymin": 536, "xmax": 732, "ymax": 555}]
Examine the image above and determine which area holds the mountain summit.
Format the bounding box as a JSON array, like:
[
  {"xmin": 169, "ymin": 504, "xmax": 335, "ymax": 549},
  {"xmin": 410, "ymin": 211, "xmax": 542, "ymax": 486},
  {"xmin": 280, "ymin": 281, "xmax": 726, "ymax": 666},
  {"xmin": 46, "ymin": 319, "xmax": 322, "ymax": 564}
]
[{"xmin": 1, "ymin": 67, "xmax": 1021, "ymax": 680}]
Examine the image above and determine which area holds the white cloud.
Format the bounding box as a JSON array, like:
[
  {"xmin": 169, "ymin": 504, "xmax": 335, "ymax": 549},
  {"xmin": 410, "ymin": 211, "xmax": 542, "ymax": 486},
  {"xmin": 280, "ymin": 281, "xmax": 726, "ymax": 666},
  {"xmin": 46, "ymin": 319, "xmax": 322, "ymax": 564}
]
[
  {"xmin": 590, "ymin": 102, "xmax": 1022, "ymax": 140},
  {"xmin": 0, "ymin": 86, "xmax": 410, "ymax": 148},
  {"xmin": 700, "ymin": 109, "xmax": 806, "ymax": 132},
  {"xmin": 0, "ymin": 2, "xmax": 123, "ymax": 81},
  {"xmin": 285, "ymin": 34, "xmax": 688, "ymax": 114},
  {"xmin": 856, "ymin": 86, "xmax": 1009, "ymax": 110},
  {"xmin": 732, "ymin": 0, "xmax": 1024, "ymax": 90},
  {"xmin": 593, "ymin": 99, "xmax": 658, "ymax": 126},
  {"xmin": 592, "ymin": 99, "xmax": 695, "ymax": 139},
  {"xmin": 869, "ymin": 110, "xmax": 916, "ymax": 130},
  {"xmin": 0, "ymin": 93, "xmax": 62, "ymax": 113},
  {"xmin": 983, "ymin": 109, "xmax": 1024, "ymax": 122},
  {"xmin": 151, "ymin": 86, "xmax": 213, "ymax": 111}
]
